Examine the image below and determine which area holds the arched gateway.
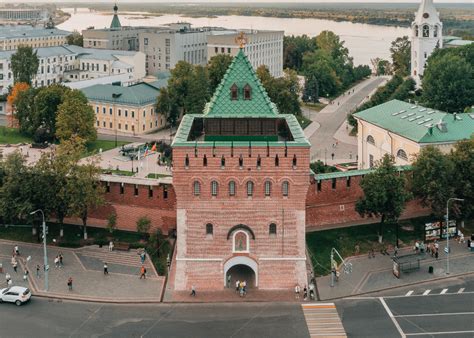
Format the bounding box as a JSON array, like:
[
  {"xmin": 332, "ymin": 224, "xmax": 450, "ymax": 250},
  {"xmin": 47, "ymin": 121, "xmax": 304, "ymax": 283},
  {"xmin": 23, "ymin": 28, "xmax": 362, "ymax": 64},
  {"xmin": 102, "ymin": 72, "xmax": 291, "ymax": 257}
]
[{"xmin": 224, "ymin": 256, "xmax": 258, "ymax": 288}]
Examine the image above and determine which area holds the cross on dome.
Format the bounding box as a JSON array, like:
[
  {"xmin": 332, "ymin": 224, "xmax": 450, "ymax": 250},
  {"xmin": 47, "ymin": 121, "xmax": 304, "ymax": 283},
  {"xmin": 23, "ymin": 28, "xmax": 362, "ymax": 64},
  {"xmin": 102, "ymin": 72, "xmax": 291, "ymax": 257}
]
[{"xmin": 235, "ymin": 32, "xmax": 248, "ymax": 49}]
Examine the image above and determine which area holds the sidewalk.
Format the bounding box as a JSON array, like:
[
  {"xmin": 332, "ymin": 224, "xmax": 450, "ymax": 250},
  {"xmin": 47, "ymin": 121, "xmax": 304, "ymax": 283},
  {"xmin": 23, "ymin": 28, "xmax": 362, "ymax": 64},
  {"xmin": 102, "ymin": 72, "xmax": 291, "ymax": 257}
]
[
  {"xmin": 316, "ymin": 238, "xmax": 474, "ymax": 300},
  {"xmin": 0, "ymin": 239, "xmax": 164, "ymax": 303}
]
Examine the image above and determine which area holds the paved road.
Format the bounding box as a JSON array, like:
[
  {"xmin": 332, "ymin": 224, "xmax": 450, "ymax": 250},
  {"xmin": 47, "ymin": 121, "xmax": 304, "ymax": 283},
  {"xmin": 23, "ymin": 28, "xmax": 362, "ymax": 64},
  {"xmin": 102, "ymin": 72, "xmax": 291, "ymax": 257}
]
[
  {"xmin": 1, "ymin": 300, "xmax": 309, "ymax": 338},
  {"xmin": 337, "ymin": 275, "xmax": 474, "ymax": 337},
  {"xmin": 306, "ymin": 77, "xmax": 387, "ymax": 164}
]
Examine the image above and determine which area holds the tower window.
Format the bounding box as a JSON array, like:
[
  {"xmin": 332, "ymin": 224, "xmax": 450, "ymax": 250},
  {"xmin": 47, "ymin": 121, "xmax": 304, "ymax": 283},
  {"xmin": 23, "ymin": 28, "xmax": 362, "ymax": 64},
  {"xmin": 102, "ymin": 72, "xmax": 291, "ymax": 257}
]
[
  {"xmin": 423, "ymin": 25, "xmax": 429, "ymax": 38},
  {"xmin": 211, "ymin": 181, "xmax": 218, "ymax": 196},
  {"xmin": 292, "ymin": 154, "xmax": 297, "ymax": 168},
  {"xmin": 275, "ymin": 154, "xmax": 279, "ymax": 167},
  {"xmin": 203, "ymin": 155, "xmax": 207, "ymax": 167},
  {"xmin": 269, "ymin": 223, "xmax": 277, "ymax": 235},
  {"xmin": 367, "ymin": 135, "xmax": 375, "ymax": 145},
  {"xmin": 243, "ymin": 84, "xmax": 252, "ymax": 100},
  {"xmin": 148, "ymin": 186, "xmax": 153, "ymax": 198},
  {"xmin": 264, "ymin": 180, "xmax": 271, "ymax": 197},
  {"xmin": 257, "ymin": 155, "xmax": 261, "ymax": 168},
  {"xmin": 332, "ymin": 178, "xmax": 337, "ymax": 190},
  {"xmin": 120, "ymin": 183, "xmax": 124, "ymax": 194},
  {"xmin": 415, "ymin": 25, "xmax": 419, "ymax": 37},
  {"xmin": 134, "ymin": 185, "xmax": 139, "ymax": 196},
  {"xmin": 230, "ymin": 83, "xmax": 238, "ymax": 100},
  {"xmin": 221, "ymin": 155, "xmax": 225, "ymax": 168},
  {"xmin": 239, "ymin": 154, "xmax": 243, "ymax": 168},
  {"xmin": 206, "ymin": 223, "xmax": 213, "ymax": 236},
  {"xmin": 397, "ymin": 149, "xmax": 408, "ymax": 161},
  {"xmin": 229, "ymin": 181, "xmax": 236, "ymax": 196},
  {"xmin": 247, "ymin": 181, "xmax": 254, "ymax": 197},
  {"xmin": 434, "ymin": 25, "xmax": 439, "ymax": 37},
  {"xmin": 193, "ymin": 181, "xmax": 201, "ymax": 196},
  {"xmin": 282, "ymin": 181, "xmax": 289, "ymax": 197},
  {"xmin": 185, "ymin": 154, "xmax": 189, "ymax": 167}
]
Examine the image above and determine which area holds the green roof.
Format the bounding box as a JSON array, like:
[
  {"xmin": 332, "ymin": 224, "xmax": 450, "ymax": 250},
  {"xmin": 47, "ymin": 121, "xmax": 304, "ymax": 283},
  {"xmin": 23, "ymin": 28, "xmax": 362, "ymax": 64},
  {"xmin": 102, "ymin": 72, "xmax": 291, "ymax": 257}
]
[
  {"xmin": 314, "ymin": 165, "xmax": 412, "ymax": 181},
  {"xmin": 203, "ymin": 48, "xmax": 279, "ymax": 118},
  {"xmin": 81, "ymin": 82, "xmax": 160, "ymax": 106},
  {"xmin": 354, "ymin": 100, "xmax": 474, "ymax": 144},
  {"xmin": 110, "ymin": 14, "xmax": 121, "ymax": 30}
]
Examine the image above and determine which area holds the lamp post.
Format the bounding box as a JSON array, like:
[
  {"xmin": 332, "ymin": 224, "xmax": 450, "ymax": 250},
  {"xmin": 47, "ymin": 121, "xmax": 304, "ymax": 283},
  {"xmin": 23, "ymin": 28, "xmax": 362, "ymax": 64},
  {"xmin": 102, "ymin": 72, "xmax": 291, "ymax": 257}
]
[
  {"xmin": 30, "ymin": 209, "xmax": 48, "ymax": 291},
  {"xmin": 446, "ymin": 197, "xmax": 464, "ymax": 275}
]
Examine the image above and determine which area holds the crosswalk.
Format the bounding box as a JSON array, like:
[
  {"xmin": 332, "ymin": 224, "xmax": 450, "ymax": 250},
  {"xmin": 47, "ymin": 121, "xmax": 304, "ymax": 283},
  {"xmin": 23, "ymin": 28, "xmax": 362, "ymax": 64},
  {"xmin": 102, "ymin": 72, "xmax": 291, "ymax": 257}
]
[
  {"xmin": 404, "ymin": 287, "xmax": 468, "ymax": 297},
  {"xmin": 302, "ymin": 303, "xmax": 347, "ymax": 337}
]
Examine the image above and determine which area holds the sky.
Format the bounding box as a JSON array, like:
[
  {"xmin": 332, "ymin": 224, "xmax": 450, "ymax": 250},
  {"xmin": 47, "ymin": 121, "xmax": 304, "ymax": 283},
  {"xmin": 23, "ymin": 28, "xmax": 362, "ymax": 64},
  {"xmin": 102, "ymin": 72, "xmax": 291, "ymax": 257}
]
[{"xmin": 1, "ymin": 0, "xmax": 471, "ymax": 3}]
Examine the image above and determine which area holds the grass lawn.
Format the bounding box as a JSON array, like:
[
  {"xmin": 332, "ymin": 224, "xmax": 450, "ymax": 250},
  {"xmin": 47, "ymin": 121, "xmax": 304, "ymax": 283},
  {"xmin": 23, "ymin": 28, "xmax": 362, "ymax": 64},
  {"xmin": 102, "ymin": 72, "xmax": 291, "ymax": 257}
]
[
  {"xmin": 297, "ymin": 115, "xmax": 312, "ymax": 129},
  {"xmin": 102, "ymin": 169, "xmax": 135, "ymax": 176},
  {"xmin": 85, "ymin": 140, "xmax": 130, "ymax": 156},
  {"xmin": 307, "ymin": 216, "xmax": 433, "ymax": 276},
  {"xmin": 146, "ymin": 173, "xmax": 172, "ymax": 179},
  {"xmin": 303, "ymin": 102, "xmax": 327, "ymax": 112},
  {"xmin": 0, "ymin": 127, "xmax": 33, "ymax": 144}
]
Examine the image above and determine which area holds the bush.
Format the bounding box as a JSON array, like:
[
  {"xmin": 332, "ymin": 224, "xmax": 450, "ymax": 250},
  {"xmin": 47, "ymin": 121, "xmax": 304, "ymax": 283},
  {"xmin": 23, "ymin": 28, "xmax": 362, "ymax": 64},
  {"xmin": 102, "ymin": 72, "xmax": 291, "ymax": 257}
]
[{"xmin": 136, "ymin": 216, "xmax": 151, "ymax": 236}]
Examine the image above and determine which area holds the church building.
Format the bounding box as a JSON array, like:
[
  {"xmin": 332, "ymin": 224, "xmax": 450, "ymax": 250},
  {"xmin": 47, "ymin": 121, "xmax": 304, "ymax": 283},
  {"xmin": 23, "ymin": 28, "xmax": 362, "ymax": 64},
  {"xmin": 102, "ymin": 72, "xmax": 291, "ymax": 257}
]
[{"xmin": 171, "ymin": 42, "xmax": 310, "ymax": 290}]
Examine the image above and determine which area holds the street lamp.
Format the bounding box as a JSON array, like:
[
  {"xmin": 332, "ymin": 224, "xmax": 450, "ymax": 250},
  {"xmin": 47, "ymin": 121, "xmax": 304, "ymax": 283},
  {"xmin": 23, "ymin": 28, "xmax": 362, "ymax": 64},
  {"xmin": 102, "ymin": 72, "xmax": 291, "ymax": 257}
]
[
  {"xmin": 446, "ymin": 197, "xmax": 464, "ymax": 275},
  {"xmin": 30, "ymin": 209, "xmax": 48, "ymax": 291}
]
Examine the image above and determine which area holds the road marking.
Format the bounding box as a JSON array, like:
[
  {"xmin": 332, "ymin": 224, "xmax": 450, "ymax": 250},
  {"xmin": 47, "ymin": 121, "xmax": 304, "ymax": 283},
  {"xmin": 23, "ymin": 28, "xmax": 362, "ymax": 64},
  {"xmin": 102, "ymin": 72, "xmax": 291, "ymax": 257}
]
[
  {"xmin": 301, "ymin": 303, "xmax": 347, "ymax": 338},
  {"xmin": 405, "ymin": 290, "xmax": 414, "ymax": 296},
  {"xmin": 422, "ymin": 289, "xmax": 431, "ymax": 295},
  {"xmin": 440, "ymin": 288, "xmax": 448, "ymax": 294},
  {"xmin": 457, "ymin": 288, "xmax": 465, "ymax": 293},
  {"xmin": 394, "ymin": 311, "xmax": 474, "ymax": 318},
  {"xmin": 406, "ymin": 330, "xmax": 474, "ymax": 336},
  {"xmin": 379, "ymin": 297, "xmax": 406, "ymax": 338}
]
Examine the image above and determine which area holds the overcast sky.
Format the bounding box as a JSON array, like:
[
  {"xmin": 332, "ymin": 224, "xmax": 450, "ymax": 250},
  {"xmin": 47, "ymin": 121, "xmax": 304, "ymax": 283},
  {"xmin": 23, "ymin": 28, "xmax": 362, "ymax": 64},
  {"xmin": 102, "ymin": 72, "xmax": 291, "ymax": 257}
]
[{"xmin": 2, "ymin": 0, "xmax": 471, "ymax": 3}]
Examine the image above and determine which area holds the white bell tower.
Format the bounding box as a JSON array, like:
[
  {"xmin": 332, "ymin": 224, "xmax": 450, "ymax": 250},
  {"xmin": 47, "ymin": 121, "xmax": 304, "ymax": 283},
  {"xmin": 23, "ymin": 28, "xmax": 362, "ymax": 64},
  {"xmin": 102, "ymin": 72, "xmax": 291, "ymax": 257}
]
[{"xmin": 411, "ymin": 0, "xmax": 443, "ymax": 87}]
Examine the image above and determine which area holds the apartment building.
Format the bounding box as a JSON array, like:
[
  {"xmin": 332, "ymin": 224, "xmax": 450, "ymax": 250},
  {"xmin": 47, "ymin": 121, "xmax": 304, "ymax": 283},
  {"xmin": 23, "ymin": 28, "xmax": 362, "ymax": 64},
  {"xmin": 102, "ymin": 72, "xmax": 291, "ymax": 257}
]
[{"xmin": 0, "ymin": 25, "xmax": 69, "ymax": 51}]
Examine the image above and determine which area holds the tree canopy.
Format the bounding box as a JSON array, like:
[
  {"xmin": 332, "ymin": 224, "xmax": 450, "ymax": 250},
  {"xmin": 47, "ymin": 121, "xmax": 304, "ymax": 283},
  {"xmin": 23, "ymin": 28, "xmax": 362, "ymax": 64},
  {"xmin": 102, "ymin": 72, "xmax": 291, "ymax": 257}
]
[
  {"xmin": 208, "ymin": 54, "xmax": 233, "ymax": 93},
  {"xmin": 11, "ymin": 46, "xmax": 39, "ymax": 85},
  {"xmin": 390, "ymin": 36, "xmax": 411, "ymax": 76}
]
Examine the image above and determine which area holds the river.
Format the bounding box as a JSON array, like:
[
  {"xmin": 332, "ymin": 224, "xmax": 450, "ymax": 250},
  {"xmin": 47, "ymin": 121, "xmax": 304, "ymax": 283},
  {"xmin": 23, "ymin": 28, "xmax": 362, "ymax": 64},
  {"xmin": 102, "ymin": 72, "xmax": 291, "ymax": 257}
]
[{"xmin": 58, "ymin": 8, "xmax": 411, "ymax": 66}]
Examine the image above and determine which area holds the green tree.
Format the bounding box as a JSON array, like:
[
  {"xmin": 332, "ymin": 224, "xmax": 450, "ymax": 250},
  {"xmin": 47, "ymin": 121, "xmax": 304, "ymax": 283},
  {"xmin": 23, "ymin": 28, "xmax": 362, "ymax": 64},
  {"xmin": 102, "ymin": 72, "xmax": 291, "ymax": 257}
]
[
  {"xmin": 449, "ymin": 138, "xmax": 474, "ymax": 220},
  {"xmin": 167, "ymin": 61, "xmax": 194, "ymax": 114},
  {"xmin": 410, "ymin": 146, "xmax": 455, "ymax": 217},
  {"xmin": 390, "ymin": 36, "xmax": 411, "ymax": 76},
  {"xmin": 136, "ymin": 216, "xmax": 152, "ymax": 238},
  {"xmin": 207, "ymin": 54, "xmax": 233, "ymax": 93},
  {"xmin": 56, "ymin": 90, "xmax": 96, "ymax": 143},
  {"xmin": 303, "ymin": 50, "xmax": 340, "ymax": 97},
  {"xmin": 422, "ymin": 53, "xmax": 474, "ymax": 113},
  {"xmin": 356, "ymin": 155, "xmax": 410, "ymax": 242},
  {"xmin": 376, "ymin": 59, "xmax": 391, "ymax": 76},
  {"xmin": 107, "ymin": 213, "xmax": 117, "ymax": 234},
  {"xmin": 11, "ymin": 46, "xmax": 39, "ymax": 85},
  {"xmin": 156, "ymin": 87, "xmax": 179, "ymax": 127},
  {"xmin": 185, "ymin": 65, "xmax": 210, "ymax": 115},
  {"xmin": 66, "ymin": 31, "xmax": 84, "ymax": 47},
  {"xmin": 12, "ymin": 86, "xmax": 36, "ymax": 135},
  {"xmin": 302, "ymin": 74, "xmax": 319, "ymax": 103},
  {"xmin": 283, "ymin": 35, "xmax": 318, "ymax": 71}
]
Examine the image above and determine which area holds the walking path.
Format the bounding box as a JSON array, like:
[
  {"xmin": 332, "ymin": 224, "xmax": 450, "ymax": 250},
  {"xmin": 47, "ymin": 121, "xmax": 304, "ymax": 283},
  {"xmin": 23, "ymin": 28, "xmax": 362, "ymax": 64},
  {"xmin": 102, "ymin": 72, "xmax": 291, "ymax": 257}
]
[
  {"xmin": 304, "ymin": 76, "xmax": 389, "ymax": 165},
  {"xmin": 0, "ymin": 239, "xmax": 164, "ymax": 303},
  {"xmin": 315, "ymin": 238, "xmax": 474, "ymax": 301}
]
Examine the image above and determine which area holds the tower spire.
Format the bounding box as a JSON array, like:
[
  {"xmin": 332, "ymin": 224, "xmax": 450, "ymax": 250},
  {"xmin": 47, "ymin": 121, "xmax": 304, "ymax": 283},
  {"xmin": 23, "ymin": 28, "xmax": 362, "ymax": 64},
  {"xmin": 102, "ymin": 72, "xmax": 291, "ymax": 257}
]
[{"xmin": 110, "ymin": 2, "xmax": 121, "ymax": 30}]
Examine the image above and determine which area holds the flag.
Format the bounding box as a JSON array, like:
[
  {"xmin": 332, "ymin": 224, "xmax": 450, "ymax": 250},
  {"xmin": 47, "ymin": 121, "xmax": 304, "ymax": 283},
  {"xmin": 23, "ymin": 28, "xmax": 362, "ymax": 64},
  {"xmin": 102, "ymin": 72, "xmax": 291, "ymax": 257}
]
[
  {"xmin": 137, "ymin": 147, "xmax": 141, "ymax": 161},
  {"xmin": 151, "ymin": 143, "xmax": 157, "ymax": 152},
  {"xmin": 144, "ymin": 145, "xmax": 149, "ymax": 157}
]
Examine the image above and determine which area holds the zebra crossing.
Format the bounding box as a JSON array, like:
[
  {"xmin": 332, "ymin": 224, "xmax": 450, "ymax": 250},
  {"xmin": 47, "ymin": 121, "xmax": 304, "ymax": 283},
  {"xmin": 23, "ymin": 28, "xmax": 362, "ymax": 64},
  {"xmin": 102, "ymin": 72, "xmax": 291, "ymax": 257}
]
[
  {"xmin": 404, "ymin": 287, "xmax": 469, "ymax": 297},
  {"xmin": 301, "ymin": 303, "xmax": 347, "ymax": 337}
]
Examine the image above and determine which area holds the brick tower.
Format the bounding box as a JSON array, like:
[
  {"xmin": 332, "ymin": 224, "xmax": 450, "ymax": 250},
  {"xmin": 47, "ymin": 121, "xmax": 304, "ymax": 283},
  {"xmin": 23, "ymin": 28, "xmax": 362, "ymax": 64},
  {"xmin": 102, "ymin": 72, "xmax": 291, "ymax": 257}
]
[{"xmin": 172, "ymin": 47, "xmax": 310, "ymax": 290}]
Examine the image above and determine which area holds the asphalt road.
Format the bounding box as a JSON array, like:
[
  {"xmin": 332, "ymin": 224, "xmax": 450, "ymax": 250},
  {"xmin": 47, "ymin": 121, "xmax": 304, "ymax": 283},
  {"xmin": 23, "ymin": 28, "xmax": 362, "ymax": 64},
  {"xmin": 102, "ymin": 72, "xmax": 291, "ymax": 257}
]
[{"xmin": 0, "ymin": 300, "xmax": 309, "ymax": 338}]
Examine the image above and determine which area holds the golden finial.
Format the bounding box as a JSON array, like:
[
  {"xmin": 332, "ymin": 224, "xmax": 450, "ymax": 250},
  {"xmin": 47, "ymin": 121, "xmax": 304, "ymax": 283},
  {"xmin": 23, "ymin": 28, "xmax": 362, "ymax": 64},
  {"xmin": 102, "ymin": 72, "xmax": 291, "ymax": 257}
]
[{"xmin": 235, "ymin": 31, "xmax": 247, "ymax": 49}]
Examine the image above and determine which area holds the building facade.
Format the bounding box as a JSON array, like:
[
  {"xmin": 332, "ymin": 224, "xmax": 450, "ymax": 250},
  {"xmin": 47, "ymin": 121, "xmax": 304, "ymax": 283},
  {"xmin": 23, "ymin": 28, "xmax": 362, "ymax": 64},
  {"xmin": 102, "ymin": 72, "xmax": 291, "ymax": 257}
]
[
  {"xmin": 411, "ymin": 0, "xmax": 443, "ymax": 87},
  {"xmin": 0, "ymin": 45, "xmax": 145, "ymax": 94},
  {"xmin": 207, "ymin": 29, "xmax": 284, "ymax": 78},
  {"xmin": 0, "ymin": 25, "xmax": 69, "ymax": 51},
  {"xmin": 139, "ymin": 23, "xmax": 208, "ymax": 74},
  {"xmin": 354, "ymin": 100, "xmax": 474, "ymax": 169},
  {"xmin": 81, "ymin": 81, "xmax": 167, "ymax": 135},
  {"xmin": 0, "ymin": 8, "xmax": 49, "ymax": 22},
  {"xmin": 171, "ymin": 49, "xmax": 310, "ymax": 291}
]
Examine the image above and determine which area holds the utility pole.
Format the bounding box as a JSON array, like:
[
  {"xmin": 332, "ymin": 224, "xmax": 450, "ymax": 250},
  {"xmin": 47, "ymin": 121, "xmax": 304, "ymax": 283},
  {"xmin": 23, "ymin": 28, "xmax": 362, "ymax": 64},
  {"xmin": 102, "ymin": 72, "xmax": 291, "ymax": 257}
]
[
  {"xmin": 446, "ymin": 198, "xmax": 464, "ymax": 275},
  {"xmin": 30, "ymin": 209, "xmax": 48, "ymax": 291}
]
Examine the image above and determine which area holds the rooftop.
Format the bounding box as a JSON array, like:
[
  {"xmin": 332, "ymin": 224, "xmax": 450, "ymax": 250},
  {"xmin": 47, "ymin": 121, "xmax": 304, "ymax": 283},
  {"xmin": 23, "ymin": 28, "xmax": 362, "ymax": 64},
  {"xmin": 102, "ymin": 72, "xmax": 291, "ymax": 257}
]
[
  {"xmin": 0, "ymin": 25, "xmax": 70, "ymax": 39},
  {"xmin": 81, "ymin": 82, "xmax": 161, "ymax": 106},
  {"xmin": 354, "ymin": 100, "xmax": 474, "ymax": 144},
  {"xmin": 314, "ymin": 166, "xmax": 412, "ymax": 181}
]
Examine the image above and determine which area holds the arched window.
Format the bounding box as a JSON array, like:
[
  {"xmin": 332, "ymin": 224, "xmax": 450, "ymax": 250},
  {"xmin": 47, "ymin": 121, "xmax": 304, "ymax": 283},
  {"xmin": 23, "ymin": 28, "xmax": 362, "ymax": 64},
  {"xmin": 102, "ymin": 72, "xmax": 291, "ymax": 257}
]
[
  {"xmin": 275, "ymin": 154, "xmax": 279, "ymax": 167},
  {"xmin": 247, "ymin": 181, "xmax": 254, "ymax": 197},
  {"xmin": 292, "ymin": 154, "xmax": 297, "ymax": 168},
  {"xmin": 434, "ymin": 25, "xmax": 439, "ymax": 37},
  {"xmin": 282, "ymin": 181, "xmax": 289, "ymax": 197},
  {"xmin": 243, "ymin": 84, "xmax": 252, "ymax": 100},
  {"xmin": 229, "ymin": 180, "xmax": 236, "ymax": 196},
  {"xmin": 264, "ymin": 180, "xmax": 271, "ymax": 197},
  {"xmin": 206, "ymin": 223, "xmax": 213, "ymax": 235},
  {"xmin": 415, "ymin": 25, "xmax": 419, "ymax": 37},
  {"xmin": 269, "ymin": 223, "xmax": 277, "ymax": 235},
  {"xmin": 239, "ymin": 154, "xmax": 243, "ymax": 167},
  {"xmin": 203, "ymin": 154, "xmax": 207, "ymax": 167},
  {"xmin": 193, "ymin": 181, "xmax": 201, "ymax": 196},
  {"xmin": 367, "ymin": 135, "xmax": 375, "ymax": 145},
  {"xmin": 423, "ymin": 25, "xmax": 429, "ymax": 37},
  {"xmin": 185, "ymin": 154, "xmax": 189, "ymax": 167},
  {"xmin": 257, "ymin": 155, "xmax": 261, "ymax": 168},
  {"xmin": 230, "ymin": 83, "xmax": 238, "ymax": 100},
  {"xmin": 221, "ymin": 155, "xmax": 225, "ymax": 168},
  {"xmin": 211, "ymin": 180, "xmax": 218, "ymax": 196},
  {"xmin": 397, "ymin": 149, "xmax": 408, "ymax": 161}
]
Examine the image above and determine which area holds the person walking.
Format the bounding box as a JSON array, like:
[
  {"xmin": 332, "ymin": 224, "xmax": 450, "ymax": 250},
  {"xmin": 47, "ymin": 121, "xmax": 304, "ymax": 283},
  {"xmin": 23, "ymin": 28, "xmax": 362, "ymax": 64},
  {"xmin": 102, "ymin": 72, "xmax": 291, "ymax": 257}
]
[
  {"xmin": 139, "ymin": 265, "xmax": 146, "ymax": 279},
  {"xmin": 190, "ymin": 285, "xmax": 196, "ymax": 297},
  {"xmin": 103, "ymin": 263, "xmax": 108, "ymax": 275},
  {"xmin": 67, "ymin": 277, "xmax": 73, "ymax": 291},
  {"xmin": 227, "ymin": 274, "xmax": 231, "ymax": 288},
  {"xmin": 435, "ymin": 248, "xmax": 439, "ymax": 260},
  {"xmin": 5, "ymin": 273, "xmax": 11, "ymax": 284},
  {"xmin": 59, "ymin": 253, "xmax": 63, "ymax": 267},
  {"xmin": 243, "ymin": 280, "xmax": 247, "ymax": 295},
  {"xmin": 303, "ymin": 285, "xmax": 308, "ymax": 301},
  {"xmin": 295, "ymin": 284, "xmax": 300, "ymax": 300},
  {"xmin": 14, "ymin": 245, "xmax": 19, "ymax": 256},
  {"xmin": 109, "ymin": 241, "xmax": 114, "ymax": 252},
  {"xmin": 36, "ymin": 264, "xmax": 41, "ymax": 278},
  {"xmin": 23, "ymin": 269, "xmax": 29, "ymax": 281},
  {"xmin": 54, "ymin": 256, "xmax": 59, "ymax": 268},
  {"xmin": 235, "ymin": 280, "xmax": 240, "ymax": 293},
  {"xmin": 12, "ymin": 260, "xmax": 18, "ymax": 273}
]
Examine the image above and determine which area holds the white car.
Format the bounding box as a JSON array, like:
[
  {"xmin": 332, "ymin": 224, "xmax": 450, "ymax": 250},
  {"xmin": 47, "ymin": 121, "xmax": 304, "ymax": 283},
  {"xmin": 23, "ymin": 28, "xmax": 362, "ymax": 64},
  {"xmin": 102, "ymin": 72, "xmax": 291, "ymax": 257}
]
[{"xmin": 0, "ymin": 286, "xmax": 31, "ymax": 306}]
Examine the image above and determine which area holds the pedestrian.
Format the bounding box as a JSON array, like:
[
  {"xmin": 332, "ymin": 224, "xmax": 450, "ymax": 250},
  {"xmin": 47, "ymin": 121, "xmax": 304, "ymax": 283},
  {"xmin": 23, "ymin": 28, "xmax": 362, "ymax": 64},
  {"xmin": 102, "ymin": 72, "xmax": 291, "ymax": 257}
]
[
  {"xmin": 139, "ymin": 265, "xmax": 146, "ymax": 279},
  {"xmin": 227, "ymin": 274, "xmax": 231, "ymax": 288},
  {"xmin": 59, "ymin": 252, "xmax": 63, "ymax": 267},
  {"xmin": 190, "ymin": 285, "xmax": 196, "ymax": 297},
  {"xmin": 243, "ymin": 280, "xmax": 247, "ymax": 295},
  {"xmin": 104, "ymin": 262, "xmax": 108, "ymax": 275},
  {"xmin": 23, "ymin": 269, "xmax": 29, "ymax": 281},
  {"xmin": 295, "ymin": 284, "xmax": 300, "ymax": 299},
  {"xmin": 54, "ymin": 256, "xmax": 59, "ymax": 268},
  {"xmin": 303, "ymin": 285, "xmax": 308, "ymax": 301},
  {"xmin": 11, "ymin": 255, "xmax": 16, "ymax": 266},
  {"xmin": 109, "ymin": 241, "xmax": 114, "ymax": 252},
  {"xmin": 67, "ymin": 277, "xmax": 73, "ymax": 291},
  {"xmin": 435, "ymin": 248, "xmax": 439, "ymax": 260},
  {"xmin": 235, "ymin": 280, "xmax": 240, "ymax": 293},
  {"xmin": 331, "ymin": 153, "xmax": 335, "ymax": 160},
  {"xmin": 239, "ymin": 282, "xmax": 244, "ymax": 297},
  {"xmin": 14, "ymin": 245, "xmax": 20, "ymax": 256},
  {"xmin": 5, "ymin": 273, "xmax": 11, "ymax": 284},
  {"xmin": 140, "ymin": 251, "xmax": 146, "ymax": 264},
  {"xmin": 309, "ymin": 284, "xmax": 315, "ymax": 300},
  {"xmin": 36, "ymin": 264, "xmax": 40, "ymax": 278},
  {"xmin": 12, "ymin": 261, "xmax": 18, "ymax": 273},
  {"xmin": 354, "ymin": 244, "xmax": 360, "ymax": 255}
]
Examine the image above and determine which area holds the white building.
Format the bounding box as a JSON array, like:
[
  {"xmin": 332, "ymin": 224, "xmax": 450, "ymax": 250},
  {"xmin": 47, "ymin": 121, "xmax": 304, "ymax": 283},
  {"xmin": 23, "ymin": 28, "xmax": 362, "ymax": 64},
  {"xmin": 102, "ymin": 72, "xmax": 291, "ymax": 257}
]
[
  {"xmin": 139, "ymin": 23, "xmax": 208, "ymax": 74},
  {"xmin": 207, "ymin": 29, "xmax": 284, "ymax": 78},
  {"xmin": 0, "ymin": 25, "xmax": 70, "ymax": 51},
  {"xmin": 411, "ymin": 0, "xmax": 443, "ymax": 87},
  {"xmin": 0, "ymin": 45, "xmax": 145, "ymax": 94}
]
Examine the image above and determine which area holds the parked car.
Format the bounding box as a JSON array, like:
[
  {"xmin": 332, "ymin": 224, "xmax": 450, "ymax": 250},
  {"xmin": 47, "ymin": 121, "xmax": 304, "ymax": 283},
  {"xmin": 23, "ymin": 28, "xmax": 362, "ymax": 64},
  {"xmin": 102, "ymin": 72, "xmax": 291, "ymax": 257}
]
[{"xmin": 0, "ymin": 286, "xmax": 31, "ymax": 306}]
